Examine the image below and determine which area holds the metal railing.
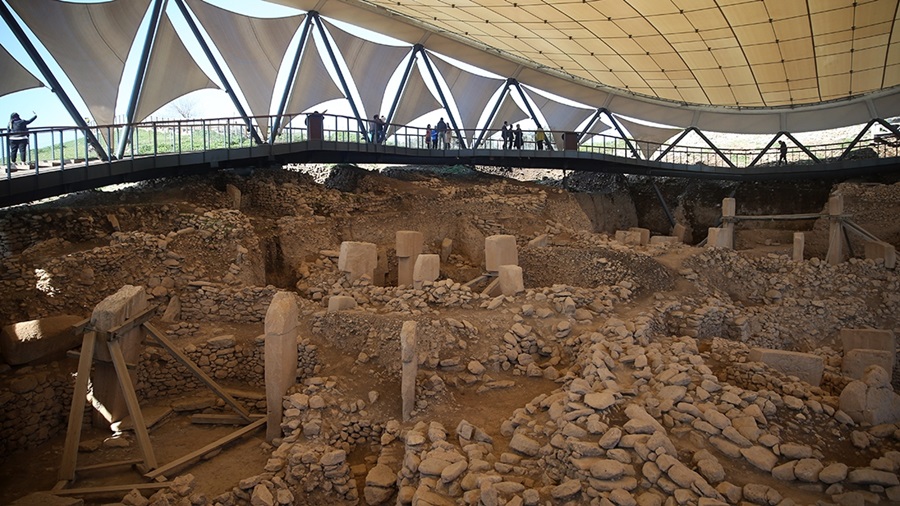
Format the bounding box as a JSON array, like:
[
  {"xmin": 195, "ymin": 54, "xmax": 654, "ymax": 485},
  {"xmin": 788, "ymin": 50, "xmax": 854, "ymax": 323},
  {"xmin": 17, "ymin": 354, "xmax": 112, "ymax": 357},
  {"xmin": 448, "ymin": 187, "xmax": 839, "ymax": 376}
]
[{"xmin": 2, "ymin": 113, "xmax": 898, "ymax": 179}]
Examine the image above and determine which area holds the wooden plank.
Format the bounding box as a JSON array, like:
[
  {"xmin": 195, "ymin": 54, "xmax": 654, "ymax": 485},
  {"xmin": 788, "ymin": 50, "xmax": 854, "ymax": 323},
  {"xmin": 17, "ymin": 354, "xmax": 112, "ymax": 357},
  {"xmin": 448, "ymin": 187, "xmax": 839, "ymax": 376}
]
[
  {"xmin": 58, "ymin": 331, "xmax": 97, "ymax": 482},
  {"xmin": 76, "ymin": 458, "xmax": 143, "ymax": 472},
  {"xmin": 108, "ymin": 339, "xmax": 158, "ymax": 470},
  {"xmin": 462, "ymin": 274, "xmax": 488, "ymax": 289},
  {"xmin": 191, "ymin": 413, "xmax": 264, "ymax": 425},
  {"xmin": 52, "ymin": 482, "xmax": 171, "ymax": 497},
  {"xmin": 732, "ymin": 213, "xmax": 823, "ymax": 221},
  {"xmin": 106, "ymin": 305, "xmax": 157, "ymax": 340},
  {"xmin": 71, "ymin": 318, "xmax": 90, "ymax": 335},
  {"xmin": 144, "ymin": 323, "xmax": 252, "ymax": 422},
  {"xmin": 144, "ymin": 417, "xmax": 266, "ymax": 480}
]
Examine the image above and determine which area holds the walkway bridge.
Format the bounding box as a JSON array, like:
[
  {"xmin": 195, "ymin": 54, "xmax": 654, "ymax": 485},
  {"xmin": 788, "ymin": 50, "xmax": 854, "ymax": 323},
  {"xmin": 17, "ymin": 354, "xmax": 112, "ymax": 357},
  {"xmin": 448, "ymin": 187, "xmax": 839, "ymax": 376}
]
[{"xmin": 2, "ymin": 113, "xmax": 898, "ymax": 208}]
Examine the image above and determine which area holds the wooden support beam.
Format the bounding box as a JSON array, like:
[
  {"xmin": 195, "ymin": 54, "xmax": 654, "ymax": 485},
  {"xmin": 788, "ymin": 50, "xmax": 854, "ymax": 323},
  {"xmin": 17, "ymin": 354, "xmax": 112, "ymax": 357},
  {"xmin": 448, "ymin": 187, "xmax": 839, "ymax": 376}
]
[
  {"xmin": 462, "ymin": 274, "xmax": 488, "ymax": 289},
  {"xmin": 71, "ymin": 318, "xmax": 90, "ymax": 335},
  {"xmin": 144, "ymin": 417, "xmax": 266, "ymax": 480},
  {"xmin": 51, "ymin": 482, "xmax": 171, "ymax": 497},
  {"xmin": 106, "ymin": 305, "xmax": 157, "ymax": 340},
  {"xmin": 144, "ymin": 323, "xmax": 253, "ymax": 422},
  {"xmin": 109, "ymin": 339, "xmax": 158, "ymax": 470},
  {"xmin": 191, "ymin": 413, "xmax": 265, "ymax": 425},
  {"xmin": 58, "ymin": 331, "xmax": 97, "ymax": 482},
  {"xmin": 76, "ymin": 458, "xmax": 144, "ymax": 472}
]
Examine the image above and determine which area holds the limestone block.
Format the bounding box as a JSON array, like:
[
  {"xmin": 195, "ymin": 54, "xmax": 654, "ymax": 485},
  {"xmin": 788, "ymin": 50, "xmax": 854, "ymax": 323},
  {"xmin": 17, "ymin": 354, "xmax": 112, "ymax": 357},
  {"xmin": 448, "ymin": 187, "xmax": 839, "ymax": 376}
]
[
  {"xmin": 226, "ymin": 184, "xmax": 241, "ymax": 209},
  {"xmin": 498, "ymin": 265, "xmax": 524, "ymax": 296},
  {"xmin": 338, "ymin": 241, "xmax": 377, "ymax": 281},
  {"xmin": 527, "ymin": 234, "xmax": 549, "ymax": 248},
  {"xmin": 840, "ymin": 328, "xmax": 895, "ymax": 353},
  {"xmin": 396, "ymin": 231, "xmax": 424, "ymax": 258},
  {"xmin": 440, "ymin": 238, "xmax": 453, "ymax": 262},
  {"xmin": 722, "ymin": 198, "xmax": 736, "ymax": 217},
  {"xmin": 707, "ymin": 228, "xmax": 729, "ymax": 248},
  {"xmin": 615, "ymin": 230, "xmax": 642, "ymax": 245},
  {"xmin": 649, "ymin": 236, "xmax": 680, "ymax": 245},
  {"xmin": 826, "ymin": 194, "xmax": 844, "ymax": 265},
  {"xmin": 628, "ymin": 227, "xmax": 651, "ymax": 245},
  {"xmin": 793, "ymin": 232, "xmax": 805, "ymax": 262},
  {"xmin": 748, "ymin": 348, "xmax": 824, "ymax": 386},
  {"xmin": 672, "ymin": 223, "xmax": 687, "ymax": 243},
  {"xmin": 840, "ymin": 367, "xmax": 900, "ymax": 425},
  {"xmin": 843, "ymin": 349, "xmax": 894, "ymax": 379},
  {"xmin": 0, "ymin": 315, "xmax": 84, "ymax": 365},
  {"xmin": 865, "ymin": 241, "xmax": 896, "ymax": 269},
  {"xmin": 485, "ymin": 235, "xmax": 518, "ymax": 272},
  {"xmin": 413, "ymin": 254, "xmax": 440, "ymax": 289},
  {"xmin": 265, "ymin": 292, "xmax": 299, "ymax": 442},
  {"xmin": 401, "ymin": 321, "xmax": 418, "ymax": 421},
  {"xmin": 327, "ymin": 295, "xmax": 358, "ymax": 313}
]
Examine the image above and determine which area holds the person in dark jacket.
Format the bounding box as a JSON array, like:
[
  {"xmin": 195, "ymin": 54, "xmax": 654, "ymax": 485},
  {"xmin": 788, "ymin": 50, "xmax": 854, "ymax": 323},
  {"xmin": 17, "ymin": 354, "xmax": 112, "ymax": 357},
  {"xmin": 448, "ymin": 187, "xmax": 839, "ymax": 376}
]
[{"xmin": 8, "ymin": 112, "xmax": 36, "ymax": 164}]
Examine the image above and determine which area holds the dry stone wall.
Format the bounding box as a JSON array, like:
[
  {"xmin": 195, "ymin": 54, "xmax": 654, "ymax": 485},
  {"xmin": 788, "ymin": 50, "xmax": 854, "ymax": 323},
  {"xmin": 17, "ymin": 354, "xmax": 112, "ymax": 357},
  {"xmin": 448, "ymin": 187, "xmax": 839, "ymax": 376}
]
[{"xmin": 0, "ymin": 362, "xmax": 74, "ymax": 454}]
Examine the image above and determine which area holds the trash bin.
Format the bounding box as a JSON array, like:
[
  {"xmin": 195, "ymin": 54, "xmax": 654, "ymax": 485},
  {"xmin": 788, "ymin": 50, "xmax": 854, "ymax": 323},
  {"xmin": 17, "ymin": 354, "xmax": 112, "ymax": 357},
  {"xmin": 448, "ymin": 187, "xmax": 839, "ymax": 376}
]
[
  {"xmin": 306, "ymin": 113, "xmax": 324, "ymax": 141},
  {"xmin": 564, "ymin": 132, "xmax": 578, "ymax": 150}
]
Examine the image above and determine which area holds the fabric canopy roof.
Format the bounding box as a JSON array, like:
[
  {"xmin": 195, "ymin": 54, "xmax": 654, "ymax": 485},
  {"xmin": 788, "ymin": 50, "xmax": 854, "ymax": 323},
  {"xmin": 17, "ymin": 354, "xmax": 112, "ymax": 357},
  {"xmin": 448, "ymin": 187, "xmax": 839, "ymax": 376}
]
[
  {"xmin": 275, "ymin": 0, "xmax": 900, "ymax": 133},
  {"xmin": 9, "ymin": 0, "xmax": 150, "ymax": 128},
  {"xmin": 428, "ymin": 52, "xmax": 505, "ymax": 143},
  {"xmin": 186, "ymin": 0, "xmax": 303, "ymax": 138},
  {"xmin": 323, "ymin": 19, "xmax": 411, "ymax": 119},
  {"xmin": 613, "ymin": 115, "xmax": 683, "ymax": 160},
  {"xmin": 135, "ymin": 15, "xmax": 217, "ymax": 122},
  {"xmin": 284, "ymin": 34, "xmax": 346, "ymax": 118},
  {"xmin": 0, "ymin": 45, "xmax": 42, "ymax": 99},
  {"xmin": 389, "ymin": 66, "xmax": 441, "ymax": 133}
]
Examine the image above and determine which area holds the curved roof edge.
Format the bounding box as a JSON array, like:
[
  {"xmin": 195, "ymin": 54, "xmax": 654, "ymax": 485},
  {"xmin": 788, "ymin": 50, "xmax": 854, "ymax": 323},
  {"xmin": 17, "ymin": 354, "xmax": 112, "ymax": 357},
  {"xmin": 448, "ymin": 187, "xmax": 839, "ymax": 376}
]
[{"xmin": 276, "ymin": 0, "xmax": 900, "ymax": 134}]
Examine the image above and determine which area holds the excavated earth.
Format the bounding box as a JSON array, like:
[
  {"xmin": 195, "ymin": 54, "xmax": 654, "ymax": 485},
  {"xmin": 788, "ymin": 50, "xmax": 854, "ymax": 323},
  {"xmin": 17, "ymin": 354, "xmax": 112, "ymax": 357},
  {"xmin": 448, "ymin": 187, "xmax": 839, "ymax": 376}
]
[{"xmin": 0, "ymin": 164, "xmax": 899, "ymax": 506}]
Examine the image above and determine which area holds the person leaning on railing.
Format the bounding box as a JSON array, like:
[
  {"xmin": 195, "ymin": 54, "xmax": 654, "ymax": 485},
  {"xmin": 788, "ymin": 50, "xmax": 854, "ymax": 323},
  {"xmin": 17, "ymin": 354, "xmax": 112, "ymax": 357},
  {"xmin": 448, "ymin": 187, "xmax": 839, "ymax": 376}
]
[{"xmin": 8, "ymin": 112, "xmax": 36, "ymax": 167}]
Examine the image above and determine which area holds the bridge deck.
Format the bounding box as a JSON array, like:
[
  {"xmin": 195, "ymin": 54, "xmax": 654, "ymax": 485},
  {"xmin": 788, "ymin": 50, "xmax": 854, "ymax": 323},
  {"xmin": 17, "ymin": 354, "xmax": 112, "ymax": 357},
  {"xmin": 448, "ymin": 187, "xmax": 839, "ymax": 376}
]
[{"xmin": 2, "ymin": 140, "xmax": 898, "ymax": 208}]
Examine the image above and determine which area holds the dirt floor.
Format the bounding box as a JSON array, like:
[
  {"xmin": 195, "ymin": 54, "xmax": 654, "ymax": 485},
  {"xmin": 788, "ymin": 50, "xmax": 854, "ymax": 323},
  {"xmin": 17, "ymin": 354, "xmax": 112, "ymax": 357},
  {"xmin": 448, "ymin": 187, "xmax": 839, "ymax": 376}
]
[{"xmin": 0, "ymin": 165, "xmax": 898, "ymax": 505}]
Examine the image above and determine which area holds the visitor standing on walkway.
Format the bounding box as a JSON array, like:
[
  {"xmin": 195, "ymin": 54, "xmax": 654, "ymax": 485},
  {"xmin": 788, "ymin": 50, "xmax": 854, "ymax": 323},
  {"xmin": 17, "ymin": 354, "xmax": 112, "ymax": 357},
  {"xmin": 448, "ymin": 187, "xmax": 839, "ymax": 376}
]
[
  {"xmin": 514, "ymin": 124, "xmax": 523, "ymax": 150},
  {"xmin": 535, "ymin": 128, "xmax": 545, "ymax": 150},
  {"xmin": 501, "ymin": 121, "xmax": 510, "ymax": 150},
  {"xmin": 436, "ymin": 118, "xmax": 447, "ymax": 149},
  {"xmin": 425, "ymin": 124, "xmax": 433, "ymax": 149},
  {"xmin": 778, "ymin": 140, "xmax": 788, "ymax": 165},
  {"xmin": 8, "ymin": 112, "xmax": 36, "ymax": 166}
]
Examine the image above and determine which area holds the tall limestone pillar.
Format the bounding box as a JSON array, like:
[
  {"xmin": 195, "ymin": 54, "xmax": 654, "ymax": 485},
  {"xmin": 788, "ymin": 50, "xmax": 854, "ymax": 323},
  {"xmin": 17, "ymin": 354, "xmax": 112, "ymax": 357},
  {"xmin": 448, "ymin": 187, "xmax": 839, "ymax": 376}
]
[
  {"xmin": 721, "ymin": 197, "xmax": 736, "ymax": 249},
  {"xmin": 396, "ymin": 231, "xmax": 423, "ymax": 287},
  {"xmin": 401, "ymin": 321, "xmax": 417, "ymax": 421},
  {"xmin": 265, "ymin": 292, "xmax": 299, "ymax": 442},
  {"xmin": 826, "ymin": 194, "xmax": 844, "ymax": 266}
]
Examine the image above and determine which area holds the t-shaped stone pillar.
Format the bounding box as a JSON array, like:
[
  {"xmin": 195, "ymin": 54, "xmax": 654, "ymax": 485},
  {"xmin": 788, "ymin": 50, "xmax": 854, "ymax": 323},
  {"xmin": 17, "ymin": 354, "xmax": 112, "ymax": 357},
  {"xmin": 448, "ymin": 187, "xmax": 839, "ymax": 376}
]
[
  {"xmin": 721, "ymin": 197, "xmax": 735, "ymax": 249},
  {"xmin": 825, "ymin": 194, "xmax": 844, "ymax": 265},
  {"xmin": 90, "ymin": 285, "xmax": 148, "ymax": 428},
  {"xmin": 484, "ymin": 234, "xmax": 518, "ymax": 273},
  {"xmin": 401, "ymin": 321, "xmax": 417, "ymax": 421},
  {"xmin": 338, "ymin": 241, "xmax": 378, "ymax": 282},
  {"xmin": 264, "ymin": 292, "xmax": 299, "ymax": 442},
  {"xmin": 396, "ymin": 231, "xmax": 423, "ymax": 287}
]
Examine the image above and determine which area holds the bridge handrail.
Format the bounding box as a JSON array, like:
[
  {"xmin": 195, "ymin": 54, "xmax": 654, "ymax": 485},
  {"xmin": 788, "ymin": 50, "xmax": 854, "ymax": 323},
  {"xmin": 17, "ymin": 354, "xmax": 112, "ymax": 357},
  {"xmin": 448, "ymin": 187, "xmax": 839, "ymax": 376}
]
[{"xmin": 3, "ymin": 112, "xmax": 898, "ymax": 179}]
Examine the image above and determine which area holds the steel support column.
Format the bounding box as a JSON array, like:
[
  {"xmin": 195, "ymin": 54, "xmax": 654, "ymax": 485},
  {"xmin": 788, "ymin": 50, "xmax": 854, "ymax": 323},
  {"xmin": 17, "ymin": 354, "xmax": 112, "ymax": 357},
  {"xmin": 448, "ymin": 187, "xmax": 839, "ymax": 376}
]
[
  {"xmin": 598, "ymin": 108, "xmax": 641, "ymax": 160},
  {"xmin": 173, "ymin": 0, "xmax": 263, "ymax": 145},
  {"xmin": 419, "ymin": 46, "xmax": 466, "ymax": 148},
  {"xmin": 269, "ymin": 14, "xmax": 313, "ymax": 143},
  {"xmin": 116, "ymin": 0, "xmax": 166, "ymax": 159},
  {"xmin": 651, "ymin": 181, "xmax": 676, "ymax": 228},
  {"xmin": 384, "ymin": 48, "xmax": 418, "ymax": 141},
  {"xmin": 312, "ymin": 12, "xmax": 368, "ymax": 141},
  {"xmin": 473, "ymin": 80, "xmax": 511, "ymax": 149}
]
